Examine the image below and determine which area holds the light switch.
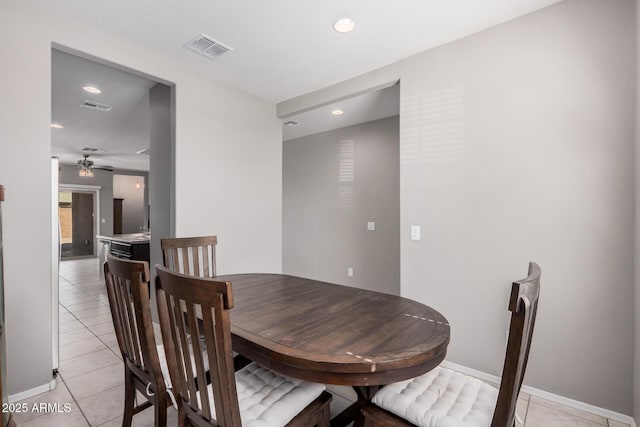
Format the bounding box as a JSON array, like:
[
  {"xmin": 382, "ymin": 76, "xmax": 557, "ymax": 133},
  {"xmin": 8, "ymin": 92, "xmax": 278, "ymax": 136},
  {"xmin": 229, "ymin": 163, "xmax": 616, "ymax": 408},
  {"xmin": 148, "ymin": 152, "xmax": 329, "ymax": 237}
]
[
  {"xmin": 347, "ymin": 267, "xmax": 354, "ymax": 277},
  {"xmin": 367, "ymin": 221, "xmax": 376, "ymax": 231},
  {"xmin": 411, "ymin": 226, "xmax": 421, "ymax": 241},
  {"xmin": 101, "ymin": 218, "xmax": 106, "ymax": 224}
]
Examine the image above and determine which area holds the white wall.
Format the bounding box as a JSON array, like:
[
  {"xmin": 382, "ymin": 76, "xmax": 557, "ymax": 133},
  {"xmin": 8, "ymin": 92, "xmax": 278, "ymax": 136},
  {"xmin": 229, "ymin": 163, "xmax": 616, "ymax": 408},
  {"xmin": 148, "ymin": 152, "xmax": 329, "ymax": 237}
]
[
  {"xmin": 0, "ymin": 2, "xmax": 282, "ymax": 395},
  {"xmin": 173, "ymin": 81, "xmax": 282, "ymax": 275},
  {"xmin": 280, "ymin": 0, "xmax": 635, "ymax": 415},
  {"xmin": 283, "ymin": 117, "xmax": 400, "ymax": 294}
]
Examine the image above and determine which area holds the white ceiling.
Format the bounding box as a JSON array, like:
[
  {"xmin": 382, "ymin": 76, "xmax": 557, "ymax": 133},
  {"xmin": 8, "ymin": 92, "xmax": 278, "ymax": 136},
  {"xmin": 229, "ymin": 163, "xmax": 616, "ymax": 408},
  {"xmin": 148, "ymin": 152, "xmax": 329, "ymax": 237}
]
[
  {"xmin": 48, "ymin": 0, "xmax": 563, "ymax": 170},
  {"xmin": 283, "ymin": 84, "xmax": 399, "ymax": 141},
  {"xmin": 52, "ymin": 50, "xmax": 156, "ymax": 171}
]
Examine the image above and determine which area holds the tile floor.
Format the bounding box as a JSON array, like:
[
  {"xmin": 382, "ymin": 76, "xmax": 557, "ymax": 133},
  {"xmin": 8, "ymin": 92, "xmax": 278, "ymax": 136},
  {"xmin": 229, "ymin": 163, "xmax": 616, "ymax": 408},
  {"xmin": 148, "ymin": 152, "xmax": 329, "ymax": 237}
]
[{"xmin": 13, "ymin": 258, "xmax": 632, "ymax": 427}]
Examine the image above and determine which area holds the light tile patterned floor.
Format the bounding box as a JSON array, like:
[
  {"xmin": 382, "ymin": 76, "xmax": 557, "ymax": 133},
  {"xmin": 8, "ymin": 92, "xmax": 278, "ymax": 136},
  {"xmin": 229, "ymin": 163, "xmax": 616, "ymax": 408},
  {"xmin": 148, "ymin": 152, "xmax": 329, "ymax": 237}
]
[{"xmin": 14, "ymin": 258, "xmax": 632, "ymax": 427}]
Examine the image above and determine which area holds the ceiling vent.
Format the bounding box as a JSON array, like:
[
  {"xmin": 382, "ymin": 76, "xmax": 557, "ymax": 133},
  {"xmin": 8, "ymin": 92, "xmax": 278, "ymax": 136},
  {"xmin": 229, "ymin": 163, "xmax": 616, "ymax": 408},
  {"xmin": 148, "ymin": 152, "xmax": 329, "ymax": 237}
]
[
  {"xmin": 80, "ymin": 100, "xmax": 113, "ymax": 112},
  {"xmin": 284, "ymin": 120, "xmax": 301, "ymax": 127},
  {"xmin": 184, "ymin": 33, "xmax": 233, "ymax": 59}
]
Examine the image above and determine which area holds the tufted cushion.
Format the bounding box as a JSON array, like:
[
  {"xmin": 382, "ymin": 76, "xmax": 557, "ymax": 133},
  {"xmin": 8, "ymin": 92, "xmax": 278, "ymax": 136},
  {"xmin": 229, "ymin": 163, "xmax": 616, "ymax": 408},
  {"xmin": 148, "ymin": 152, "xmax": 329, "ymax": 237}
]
[
  {"xmin": 372, "ymin": 367, "xmax": 498, "ymax": 427},
  {"xmin": 194, "ymin": 362, "xmax": 326, "ymax": 427}
]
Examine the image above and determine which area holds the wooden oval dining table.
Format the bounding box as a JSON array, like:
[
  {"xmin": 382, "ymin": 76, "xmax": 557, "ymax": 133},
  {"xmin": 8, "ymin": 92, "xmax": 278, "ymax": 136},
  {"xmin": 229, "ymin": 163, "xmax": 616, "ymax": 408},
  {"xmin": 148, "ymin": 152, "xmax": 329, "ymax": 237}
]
[{"xmin": 220, "ymin": 273, "xmax": 450, "ymax": 426}]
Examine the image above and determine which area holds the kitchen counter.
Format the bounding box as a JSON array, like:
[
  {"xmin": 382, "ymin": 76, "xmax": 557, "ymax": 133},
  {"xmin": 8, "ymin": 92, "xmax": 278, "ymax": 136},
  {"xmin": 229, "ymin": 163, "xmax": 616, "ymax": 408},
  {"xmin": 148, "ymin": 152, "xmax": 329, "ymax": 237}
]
[
  {"xmin": 96, "ymin": 232, "xmax": 150, "ymax": 244},
  {"xmin": 97, "ymin": 233, "xmax": 150, "ymax": 270}
]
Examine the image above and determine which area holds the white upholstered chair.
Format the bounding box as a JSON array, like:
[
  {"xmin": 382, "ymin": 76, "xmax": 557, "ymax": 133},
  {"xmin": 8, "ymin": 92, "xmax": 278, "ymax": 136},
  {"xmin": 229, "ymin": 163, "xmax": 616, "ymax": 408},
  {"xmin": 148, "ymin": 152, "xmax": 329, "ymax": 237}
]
[
  {"xmin": 155, "ymin": 265, "xmax": 332, "ymax": 426},
  {"xmin": 362, "ymin": 262, "xmax": 541, "ymax": 427}
]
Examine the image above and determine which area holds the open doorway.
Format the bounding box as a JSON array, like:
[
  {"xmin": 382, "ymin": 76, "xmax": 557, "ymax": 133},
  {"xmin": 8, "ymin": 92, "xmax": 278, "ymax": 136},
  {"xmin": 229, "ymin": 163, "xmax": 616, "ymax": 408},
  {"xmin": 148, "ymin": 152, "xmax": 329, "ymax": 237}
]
[{"xmin": 50, "ymin": 46, "xmax": 175, "ymax": 374}]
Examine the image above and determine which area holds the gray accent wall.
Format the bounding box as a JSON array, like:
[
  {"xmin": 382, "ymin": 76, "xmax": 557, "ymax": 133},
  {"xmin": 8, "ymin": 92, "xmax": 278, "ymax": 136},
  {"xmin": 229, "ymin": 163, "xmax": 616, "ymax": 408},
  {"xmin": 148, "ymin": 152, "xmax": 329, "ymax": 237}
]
[
  {"xmin": 112, "ymin": 174, "xmax": 146, "ymax": 233},
  {"xmin": 148, "ymin": 83, "xmax": 174, "ymax": 320},
  {"xmin": 279, "ymin": 0, "xmax": 635, "ymax": 415},
  {"xmin": 283, "ymin": 116, "xmax": 400, "ymax": 294}
]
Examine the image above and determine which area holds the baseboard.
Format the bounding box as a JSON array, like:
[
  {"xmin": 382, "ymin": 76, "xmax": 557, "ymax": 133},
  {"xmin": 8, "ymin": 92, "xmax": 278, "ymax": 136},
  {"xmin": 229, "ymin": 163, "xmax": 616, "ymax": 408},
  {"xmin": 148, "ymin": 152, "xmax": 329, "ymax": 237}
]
[
  {"xmin": 441, "ymin": 361, "xmax": 635, "ymax": 426},
  {"xmin": 8, "ymin": 378, "xmax": 57, "ymax": 403}
]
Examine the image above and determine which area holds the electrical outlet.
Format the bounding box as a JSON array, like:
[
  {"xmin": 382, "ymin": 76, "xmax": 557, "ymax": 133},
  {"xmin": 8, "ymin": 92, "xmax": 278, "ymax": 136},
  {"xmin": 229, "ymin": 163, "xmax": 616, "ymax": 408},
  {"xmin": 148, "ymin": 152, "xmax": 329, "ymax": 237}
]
[{"xmin": 411, "ymin": 226, "xmax": 421, "ymax": 240}]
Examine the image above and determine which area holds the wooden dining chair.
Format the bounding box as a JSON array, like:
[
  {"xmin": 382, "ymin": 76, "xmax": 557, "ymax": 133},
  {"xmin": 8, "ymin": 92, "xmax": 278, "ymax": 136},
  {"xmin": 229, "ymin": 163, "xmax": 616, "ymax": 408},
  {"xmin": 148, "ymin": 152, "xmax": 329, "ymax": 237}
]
[
  {"xmin": 155, "ymin": 265, "xmax": 332, "ymax": 427},
  {"xmin": 161, "ymin": 235, "xmax": 217, "ymax": 278},
  {"xmin": 104, "ymin": 254, "xmax": 169, "ymax": 427},
  {"xmin": 362, "ymin": 262, "xmax": 541, "ymax": 427},
  {"xmin": 161, "ymin": 234, "xmax": 252, "ymax": 371}
]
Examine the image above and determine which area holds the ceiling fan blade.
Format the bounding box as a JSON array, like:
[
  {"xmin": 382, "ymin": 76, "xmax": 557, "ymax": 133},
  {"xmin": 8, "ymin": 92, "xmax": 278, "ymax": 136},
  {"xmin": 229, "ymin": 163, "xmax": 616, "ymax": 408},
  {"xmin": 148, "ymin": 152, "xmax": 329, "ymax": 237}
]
[{"xmin": 93, "ymin": 165, "xmax": 115, "ymax": 172}]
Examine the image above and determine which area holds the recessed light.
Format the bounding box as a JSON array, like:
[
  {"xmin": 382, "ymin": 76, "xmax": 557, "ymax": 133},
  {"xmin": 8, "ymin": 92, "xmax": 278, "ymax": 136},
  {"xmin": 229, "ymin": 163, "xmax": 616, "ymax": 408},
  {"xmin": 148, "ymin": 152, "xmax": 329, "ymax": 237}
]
[
  {"xmin": 332, "ymin": 109, "xmax": 344, "ymax": 116},
  {"xmin": 333, "ymin": 18, "xmax": 355, "ymax": 33},
  {"xmin": 50, "ymin": 123, "xmax": 64, "ymax": 129},
  {"xmin": 83, "ymin": 86, "xmax": 102, "ymax": 94}
]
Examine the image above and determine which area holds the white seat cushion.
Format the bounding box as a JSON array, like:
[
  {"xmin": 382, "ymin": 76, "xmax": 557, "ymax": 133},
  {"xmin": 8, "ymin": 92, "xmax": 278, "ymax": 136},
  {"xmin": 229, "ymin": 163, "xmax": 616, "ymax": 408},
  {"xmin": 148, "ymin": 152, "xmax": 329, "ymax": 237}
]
[
  {"xmin": 372, "ymin": 367, "xmax": 498, "ymax": 427},
  {"xmin": 203, "ymin": 362, "xmax": 326, "ymax": 427},
  {"xmin": 156, "ymin": 343, "xmax": 209, "ymax": 389}
]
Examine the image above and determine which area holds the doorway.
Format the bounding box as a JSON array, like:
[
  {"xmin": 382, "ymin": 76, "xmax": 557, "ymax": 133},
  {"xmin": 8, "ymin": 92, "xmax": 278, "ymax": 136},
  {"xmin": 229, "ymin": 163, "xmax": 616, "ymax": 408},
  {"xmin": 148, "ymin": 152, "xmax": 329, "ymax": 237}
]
[
  {"xmin": 59, "ymin": 191, "xmax": 96, "ymax": 258},
  {"xmin": 50, "ymin": 46, "xmax": 175, "ymax": 378}
]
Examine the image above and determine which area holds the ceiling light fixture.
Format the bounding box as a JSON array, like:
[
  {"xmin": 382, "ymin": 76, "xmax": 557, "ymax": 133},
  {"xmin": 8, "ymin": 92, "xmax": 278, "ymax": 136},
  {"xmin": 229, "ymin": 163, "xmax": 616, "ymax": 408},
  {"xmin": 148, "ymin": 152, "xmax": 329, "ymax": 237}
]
[
  {"xmin": 50, "ymin": 123, "xmax": 64, "ymax": 129},
  {"xmin": 332, "ymin": 109, "xmax": 344, "ymax": 116},
  {"xmin": 333, "ymin": 18, "xmax": 355, "ymax": 33},
  {"xmin": 78, "ymin": 167, "xmax": 94, "ymax": 177},
  {"xmin": 77, "ymin": 154, "xmax": 95, "ymax": 177},
  {"xmin": 83, "ymin": 86, "xmax": 102, "ymax": 94}
]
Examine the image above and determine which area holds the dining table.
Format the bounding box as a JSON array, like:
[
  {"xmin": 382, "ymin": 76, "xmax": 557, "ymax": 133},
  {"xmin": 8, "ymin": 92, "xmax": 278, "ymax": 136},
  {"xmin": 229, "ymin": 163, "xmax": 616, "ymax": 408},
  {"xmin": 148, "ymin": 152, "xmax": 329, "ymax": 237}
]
[{"xmin": 219, "ymin": 273, "xmax": 450, "ymax": 427}]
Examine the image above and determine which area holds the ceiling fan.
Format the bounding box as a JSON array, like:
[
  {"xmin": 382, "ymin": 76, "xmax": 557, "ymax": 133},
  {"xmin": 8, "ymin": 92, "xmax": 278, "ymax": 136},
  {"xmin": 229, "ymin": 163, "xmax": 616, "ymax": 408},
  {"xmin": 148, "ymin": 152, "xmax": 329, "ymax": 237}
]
[{"xmin": 77, "ymin": 154, "xmax": 114, "ymax": 176}]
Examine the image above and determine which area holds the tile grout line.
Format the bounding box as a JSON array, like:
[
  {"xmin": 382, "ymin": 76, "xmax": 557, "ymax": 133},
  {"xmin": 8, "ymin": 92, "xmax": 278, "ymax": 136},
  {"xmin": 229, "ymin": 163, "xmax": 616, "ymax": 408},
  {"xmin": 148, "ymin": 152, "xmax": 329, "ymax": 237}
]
[
  {"xmin": 57, "ymin": 372, "xmax": 91, "ymax": 427},
  {"xmin": 522, "ymin": 394, "xmax": 530, "ymax": 426},
  {"xmin": 530, "ymin": 397, "xmax": 610, "ymax": 426}
]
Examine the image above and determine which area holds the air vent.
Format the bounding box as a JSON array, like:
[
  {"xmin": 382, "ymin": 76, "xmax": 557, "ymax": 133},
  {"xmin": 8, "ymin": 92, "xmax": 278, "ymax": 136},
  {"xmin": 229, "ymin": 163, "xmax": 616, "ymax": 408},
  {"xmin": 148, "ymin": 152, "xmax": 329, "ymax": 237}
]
[
  {"xmin": 184, "ymin": 33, "xmax": 233, "ymax": 59},
  {"xmin": 284, "ymin": 120, "xmax": 301, "ymax": 127},
  {"xmin": 80, "ymin": 100, "xmax": 113, "ymax": 112}
]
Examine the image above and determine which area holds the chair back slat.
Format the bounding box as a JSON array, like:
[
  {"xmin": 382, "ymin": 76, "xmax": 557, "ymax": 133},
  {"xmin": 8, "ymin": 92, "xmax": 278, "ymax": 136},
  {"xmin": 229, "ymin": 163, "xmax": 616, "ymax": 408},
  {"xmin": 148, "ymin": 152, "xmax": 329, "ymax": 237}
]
[
  {"xmin": 156, "ymin": 265, "xmax": 240, "ymax": 426},
  {"xmin": 185, "ymin": 303, "xmax": 213, "ymax": 420},
  {"xmin": 113, "ymin": 280, "xmax": 138, "ymax": 363},
  {"xmin": 124, "ymin": 283, "xmax": 143, "ymax": 364},
  {"xmin": 202, "ymin": 246, "xmax": 211, "ymax": 278},
  {"xmin": 104, "ymin": 255, "xmax": 164, "ymax": 390},
  {"xmin": 171, "ymin": 295, "xmax": 199, "ymax": 404},
  {"xmin": 161, "ymin": 236, "xmax": 217, "ymax": 278},
  {"xmin": 492, "ymin": 262, "xmax": 541, "ymax": 427}
]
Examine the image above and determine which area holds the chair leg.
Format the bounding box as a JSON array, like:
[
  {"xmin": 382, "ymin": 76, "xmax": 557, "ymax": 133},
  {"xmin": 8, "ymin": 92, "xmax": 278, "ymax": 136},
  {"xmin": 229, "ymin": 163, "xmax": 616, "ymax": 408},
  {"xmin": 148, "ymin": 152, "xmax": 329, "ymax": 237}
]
[
  {"xmin": 320, "ymin": 396, "xmax": 331, "ymax": 427},
  {"xmin": 154, "ymin": 392, "xmax": 167, "ymax": 427},
  {"xmin": 122, "ymin": 371, "xmax": 135, "ymax": 427}
]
